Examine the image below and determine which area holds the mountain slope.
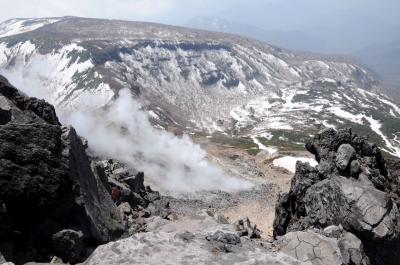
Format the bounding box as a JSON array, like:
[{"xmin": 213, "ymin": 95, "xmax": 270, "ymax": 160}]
[{"xmin": 0, "ymin": 16, "xmax": 399, "ymax": 157}]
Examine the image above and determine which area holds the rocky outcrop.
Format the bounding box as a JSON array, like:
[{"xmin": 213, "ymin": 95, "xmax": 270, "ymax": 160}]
[
  {"xmin": 0, "ymin": 76, "xmax": 124, "ymax": 264},
  {"xmin": 91, "ymin": 159, "xmax": 171, "ymax": 234},
  {"xmin": 273, "ymin": 128, "xmax": 400, "ymax": 265}
]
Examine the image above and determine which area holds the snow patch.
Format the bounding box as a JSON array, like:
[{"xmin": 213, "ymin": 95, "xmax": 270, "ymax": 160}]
[
  {"xmin": 252, "ymin": 136, "xmax": 277, "ymax": 155},
  {"xmin": 0, "ymin": 18, "xmax": 60, "ymax": 38},
  {"xmin": 273, "ymin": 156, "xmax": 318, "ymax": 173}
]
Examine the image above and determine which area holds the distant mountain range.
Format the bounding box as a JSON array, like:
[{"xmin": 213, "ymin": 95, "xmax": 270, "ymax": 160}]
[
  {"xmin": 356, "ymin": 37, "xmax": 400, "ymax": 89},
  {"xmin": 186, "ymin": 16, "xmax": 326, "ymax": 52},
  {"xmin": 0, "ymin": 16, "xmax": 399, "ymax": 157},
  {"xmin": 186, "ymin": 16, "xmax": 400, "ymax": 96}
]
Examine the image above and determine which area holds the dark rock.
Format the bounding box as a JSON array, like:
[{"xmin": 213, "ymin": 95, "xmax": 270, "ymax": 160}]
[
  {"xmin": 350, "ymin": 159, "xmax": 361, "ymax": 177},
  {"xmin": 234, "ymin": 217, "xmax": 261, "ymax": 239},
  {"xmin": 125, "ymin": 172, "xmax": 145, "ymax": 193},
  {"xmin": 274, "ymin": 128, "xmax": 400, "ymax": 265},
  {"xmin": 0, "ymin": 96, "xmax": 11, "ymax": 125},
  {"xmin": 206, "ymin": 231, "xmax": 240, "ymax": 253},
  {"xmin": 0, "ymin": 76, "xmax": 124, "ymax": 264},
  {"xmin": 51, "ymin": 229, "xmax": 84, "ymax": 263},
  {"xmin": 62, "ymin": 127, "xmax": 124, "ymax": 243},
  {"xmin": 175, "ymin": 231, "xmax": 195, "ymax": 242}
]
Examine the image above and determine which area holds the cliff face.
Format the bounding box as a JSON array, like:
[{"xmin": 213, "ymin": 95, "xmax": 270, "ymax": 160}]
[{"xmin": 0, "ymin": 75, "xmax": 124, "ymax": 264}]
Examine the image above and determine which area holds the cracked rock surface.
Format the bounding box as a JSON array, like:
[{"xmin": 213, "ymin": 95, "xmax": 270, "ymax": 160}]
[
  {"xmin": 274, "ymin": 128, "xmax": 400, "ymax": 265},
  {"xmin": 275, "ymin": 227, "xmax": 370, "ymax": 265}
]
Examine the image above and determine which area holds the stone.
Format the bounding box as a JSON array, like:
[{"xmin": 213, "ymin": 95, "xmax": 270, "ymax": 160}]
[
  {"xmin": 118, "ymin": 202, "xmax": 132, "ymax": 216},
  {"xmin": 51, "ymin": 229, "xmax": 84, "ymax": 263},
  {"xmin": 275, "ymin": 230, "xmax": 370, "ymax": 265},
  {"xmin": 336, "ymin": 144, "xmax": 356, "ymax": 171},
  {"xmin": 174, "ymin": 231, "xmax": 195, "ymax": 242},
  {"xmin": 350, "ymin": 159, "xmax": 361, "ymax": 177},
  {"xmin": 234, "ymin": 217, "xmax": 261, "ymax": 239},
  {"xmin": 274, "ymin": 128, "xmax": 400, "ymax": 265},
  {"xmin": 206, "ymin": 230, "xmax": 241, "ymax": 253}
]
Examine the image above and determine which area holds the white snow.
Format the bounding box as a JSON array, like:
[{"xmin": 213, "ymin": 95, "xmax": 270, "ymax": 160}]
[
  {"xmin": 273, "ymin": 156, "xmax": 318, "ymax": 173},
  {"xmin": 376, "ymin": 96, "xmax": 400, "ymax": 116},
  {"xmin": 148, "ymin": 110, "xmax": 160, "ymax": 120},
  {"xmin": 0, "ymin": 18, "xmax": 60, "ymax": 38},
  {"xmin": 0, "ymin": 41, "xmax": 114, "ymax": 111},
  {"xmin": 364, "ymin": 116, "xmax": 400, "ymax": 157},
  {"xmin": 327, "ymin": 106, "xmax": 364, "ymax": 124},
  {"xmin": 321, "ymin": 120, "xmax": 336, "ymax": 129},
  {"xmin": 252, "ymin": 136, "xmax": 278, "ymax": 154},
  {"xmin": 342, "ymin": 93, "xmax": 355, "ymax": 103}
]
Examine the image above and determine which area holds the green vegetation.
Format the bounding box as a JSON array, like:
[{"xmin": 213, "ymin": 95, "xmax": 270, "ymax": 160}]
[{"xmin": 212, "ymin": 136, "xmax": 260, "ymax": 155}]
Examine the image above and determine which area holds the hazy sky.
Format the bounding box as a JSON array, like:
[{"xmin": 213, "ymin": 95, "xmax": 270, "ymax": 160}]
[{"xmin": 1, "ymin": 0, "xmax": 399, "ymax": 53}]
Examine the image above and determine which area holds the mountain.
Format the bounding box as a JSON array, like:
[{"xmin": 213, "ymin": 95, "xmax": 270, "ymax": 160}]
[
  {"xmin": 356, "ymin": 37, "xmax": 400, "ymax": 89},
  {"xmin": 186, "ymin": 16, "xmax": 326, "ymax": 52},
  {"xmin": 0, "ymin": 16, "xmax": 399, "ymax": 157}
]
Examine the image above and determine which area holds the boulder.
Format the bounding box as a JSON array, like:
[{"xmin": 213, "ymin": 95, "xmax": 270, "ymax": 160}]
[
  {"xmin": 274, "ymin": 128, "xmax": 400, "ymax": 265},
  {"xmin": 206, "ymin": 230, "xmax": 241, "ymax": 253},
  {"xmin": 234, "ymin": 217, "xmax": 261, "ymax": 238},
  {"xmin": 335, "ymin": 144, "xmax": 356, "ymax": 171},
  {"xmin": 51, "ymin": 229, "xmax": 84, "ymax": 263},
  {"xmin": 275, "ymin": 229, "xmax": 370, "ymax": 265}
]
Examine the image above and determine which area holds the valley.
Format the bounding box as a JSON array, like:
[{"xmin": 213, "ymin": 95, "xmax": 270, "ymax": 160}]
[{"xmin": 1, "ymin": 16, "xmax": 400, "ymax": 265}]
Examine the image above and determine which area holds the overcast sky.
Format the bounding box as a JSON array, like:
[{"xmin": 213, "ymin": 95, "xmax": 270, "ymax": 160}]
[{"xmin": 1, "ymin": 0, "xmax": 399, "ymax": 53}]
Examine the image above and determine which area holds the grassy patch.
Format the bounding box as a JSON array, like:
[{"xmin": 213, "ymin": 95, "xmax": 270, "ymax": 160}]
[{"xmin": 212, "ymin": 136, "xmax": 261, "ymax": 155}]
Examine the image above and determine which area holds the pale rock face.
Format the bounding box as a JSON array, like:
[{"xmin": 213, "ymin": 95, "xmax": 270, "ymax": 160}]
[{"xmin": 83, "ymin": 213, "xmax": 317, "ymax": 265}]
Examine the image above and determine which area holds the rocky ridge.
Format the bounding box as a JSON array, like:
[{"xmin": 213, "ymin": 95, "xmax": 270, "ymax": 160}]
[
  {"xmin": 274, "ymin": 128, "xmax": 400, "ymax": 265},
  {"xmin": 0, "ymin": 76, "xmax": 166, "ymax": 264}
]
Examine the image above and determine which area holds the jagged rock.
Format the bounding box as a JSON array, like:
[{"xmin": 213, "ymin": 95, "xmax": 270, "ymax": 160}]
[
  {"xmin": 0, "ymin": 76, "xmax": 124, "ymax": 264},
  {"xmin": 118, "ymin": 202, "xmax": 132, "ymax": 216},
  {"xmin": 206, "ymin": 230, "xmax": 241, "ymax": 253},
  {"xmin": 274, "ymin": 128, "xmax": 400, "ymax": 265},
  {"xmin": 91, "ymin": 160, "xmax": 156, "ymax": 209},
  {"xmin": 1, "ymin": 251, "xmax": 6, "ymax": 263},
  {"xmin": 275, "ymin": 229, "xmax": 370, "ymax": 265},
  {"xmin": 234, "ymin": 217, "xmax": 261, "ymax": 238},
  {"xmin": 51, "ymin": 229, "xmax": 84, "ymax": 263},
  {"xmin": 62, "ymin": 127, "xmax": 125, "ymax": 243}
]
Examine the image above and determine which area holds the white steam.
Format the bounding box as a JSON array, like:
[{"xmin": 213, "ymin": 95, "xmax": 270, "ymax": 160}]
[
  {"xmin": 64, "ymin": 88, "xmax": 252, "ymax": 192},
  {"xmin": 0, "ymin": 53, "xmax": 252, "ymax": 192}
]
